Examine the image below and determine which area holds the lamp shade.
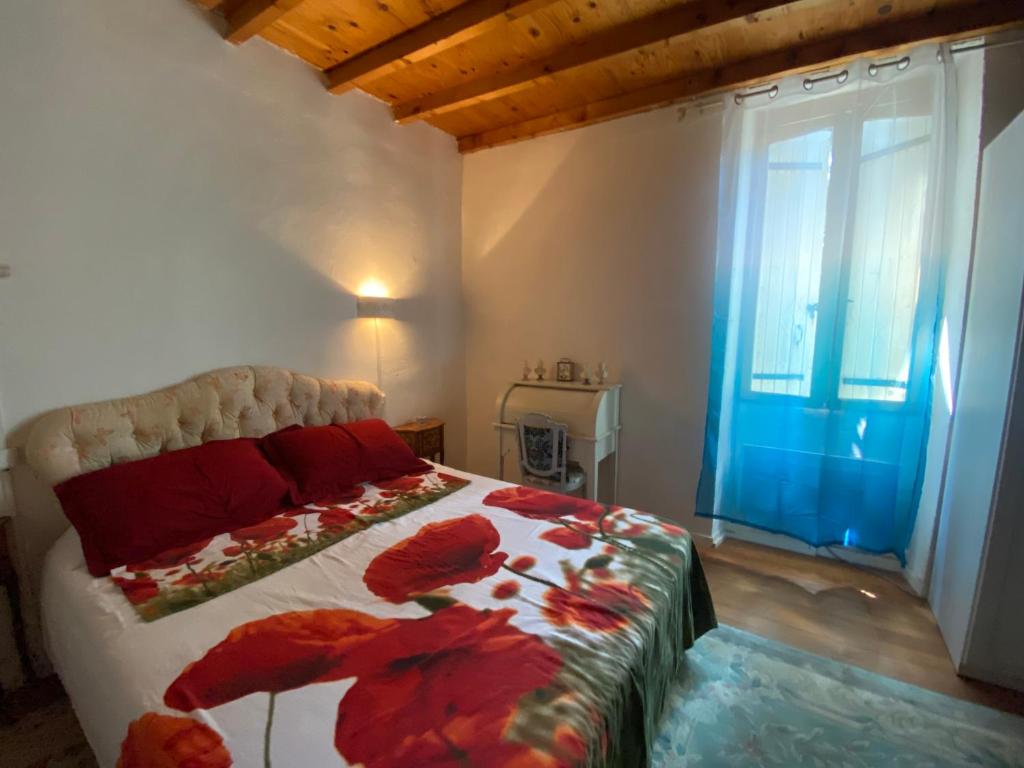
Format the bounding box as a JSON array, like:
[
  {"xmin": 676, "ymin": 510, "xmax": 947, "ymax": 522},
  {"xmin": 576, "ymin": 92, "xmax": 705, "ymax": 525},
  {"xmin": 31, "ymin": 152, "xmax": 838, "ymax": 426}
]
[{"xmin": 357, "ymin": 296, "xmax": 396, "ymax": 319}]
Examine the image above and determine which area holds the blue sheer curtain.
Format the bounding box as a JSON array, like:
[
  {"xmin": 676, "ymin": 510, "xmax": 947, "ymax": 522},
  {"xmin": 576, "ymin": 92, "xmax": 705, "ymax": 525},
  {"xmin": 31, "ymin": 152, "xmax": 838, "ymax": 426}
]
[{"xmin": 697, "ymin": 45, "xmax": 955, "ymax": 562}]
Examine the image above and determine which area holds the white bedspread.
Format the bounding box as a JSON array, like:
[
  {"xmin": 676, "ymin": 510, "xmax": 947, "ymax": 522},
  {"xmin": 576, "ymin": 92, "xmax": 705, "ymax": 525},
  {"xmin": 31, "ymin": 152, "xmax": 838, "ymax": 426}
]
[{"xmin": 41, "ymin": 465, "xmax": 710, "ymax": 768}]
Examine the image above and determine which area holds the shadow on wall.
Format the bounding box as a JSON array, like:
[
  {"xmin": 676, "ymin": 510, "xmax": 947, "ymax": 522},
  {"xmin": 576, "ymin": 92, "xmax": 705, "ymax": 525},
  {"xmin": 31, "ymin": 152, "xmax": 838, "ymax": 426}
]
[{"xmin": 462, "ymin": 107, "xmax": 723, "ymax": 533}]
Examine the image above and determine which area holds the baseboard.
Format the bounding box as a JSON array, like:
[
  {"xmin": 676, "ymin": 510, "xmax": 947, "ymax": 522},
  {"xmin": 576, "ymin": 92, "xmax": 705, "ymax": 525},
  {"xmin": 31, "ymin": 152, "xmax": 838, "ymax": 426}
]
[
  {"xmin": 903, "ymin": 568, "xmax": 929, "ymax": 596},
  {"xmin": 721, "ymin": 522, "xmax": 907, "ymax": 575},
  {"xmin": 959, "ymin": 659, "xmax": 1024, "ymax": 693}
]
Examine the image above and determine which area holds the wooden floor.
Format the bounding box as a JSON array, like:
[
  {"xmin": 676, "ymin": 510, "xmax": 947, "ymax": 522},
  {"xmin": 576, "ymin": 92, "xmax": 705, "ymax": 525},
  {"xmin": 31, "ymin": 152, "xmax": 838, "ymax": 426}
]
[{"xmin": 699, "ymin": 537, "xmax": 1024, "ymax": 716}]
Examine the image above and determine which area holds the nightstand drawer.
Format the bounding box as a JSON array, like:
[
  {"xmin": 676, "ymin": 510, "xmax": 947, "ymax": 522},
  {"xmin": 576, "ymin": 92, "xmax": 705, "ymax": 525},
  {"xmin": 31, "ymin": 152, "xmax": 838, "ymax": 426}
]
[
  {"xmin": 420, "ymin": 430, "xmax": 442, "ymax": 458},
  {"xmin": 394, "ymin": 419, "xmax": 445, "ymax": 464}
]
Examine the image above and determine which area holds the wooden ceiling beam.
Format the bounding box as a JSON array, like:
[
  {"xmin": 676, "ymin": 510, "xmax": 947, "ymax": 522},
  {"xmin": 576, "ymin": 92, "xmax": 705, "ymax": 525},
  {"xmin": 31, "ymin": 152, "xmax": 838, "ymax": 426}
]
[
  {"xmin": 393, "ymin": 0, "xmax": 798, "ymax": 124},
  {"xmin": 224, "ymin": 0, "xmax": 306, "ymax": 44},
  {"xmin": 324, "ymin": 0, "xmax": 560, "ymax": 95},
  {"xmin": 457, "ymin": 0, "xmax": 1024, "ymax": 153}
]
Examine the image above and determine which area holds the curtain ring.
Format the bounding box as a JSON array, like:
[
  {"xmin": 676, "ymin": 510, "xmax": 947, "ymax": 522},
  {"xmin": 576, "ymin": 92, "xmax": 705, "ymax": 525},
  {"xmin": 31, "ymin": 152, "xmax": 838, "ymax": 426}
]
[
  {"xmin": 869, "ymin": 55, "xmax": 911, "ymax": 77},
  {"xmin": 734, "ymin": 84, "xmax": 779, "ymax": 104},
  {"xmin": 803, "ymin": 69, "xmax": 849, "ymax": 91}
]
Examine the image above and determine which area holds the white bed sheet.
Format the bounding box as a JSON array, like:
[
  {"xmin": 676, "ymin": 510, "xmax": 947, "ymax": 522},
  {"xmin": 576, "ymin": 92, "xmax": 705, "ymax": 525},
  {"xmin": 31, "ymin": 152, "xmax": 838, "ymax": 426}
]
[
  {"xmin": 42, "ymin": 464, "xmax": 496, "ymax": 767},
  {"xmin": 41, "ymin": 464, "xmax": 707, "ymax": 768}
]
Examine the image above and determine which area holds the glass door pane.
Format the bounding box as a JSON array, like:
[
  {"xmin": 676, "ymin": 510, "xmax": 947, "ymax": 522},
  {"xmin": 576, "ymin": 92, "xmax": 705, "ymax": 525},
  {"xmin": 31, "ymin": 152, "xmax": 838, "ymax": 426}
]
[
  {"xmin": 749, "ymin": 129, "xmax": 833, "ymax": 397},
  {"xmin": 839, "ymin": 116, "xmax": 932, "ymax": 402}
]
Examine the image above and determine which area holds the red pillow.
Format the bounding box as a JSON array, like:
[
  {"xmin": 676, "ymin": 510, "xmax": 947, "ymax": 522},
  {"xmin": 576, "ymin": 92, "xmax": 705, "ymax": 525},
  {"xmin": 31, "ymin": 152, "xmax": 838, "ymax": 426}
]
[
  {"xmin": 260, "ymin": 419, "xmax": 430, "ymax": 505},
  {"xmin": 344, "ymin": 419, "xmax": 432, "ymax": 482},
  {"xmin": 55, "ymin": 438, "xmax": 289, "ymax": 576},
  {"xmin": 259, "ymin": 424, "xmax": 362, "ymax": 505}
]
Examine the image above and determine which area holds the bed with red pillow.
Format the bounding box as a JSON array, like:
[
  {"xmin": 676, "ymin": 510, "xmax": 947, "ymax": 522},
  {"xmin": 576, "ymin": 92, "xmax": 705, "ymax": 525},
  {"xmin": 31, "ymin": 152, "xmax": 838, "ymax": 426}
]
[{"xmin": 26, "ymin": 369, "xmax": 715, "ymax": 768}]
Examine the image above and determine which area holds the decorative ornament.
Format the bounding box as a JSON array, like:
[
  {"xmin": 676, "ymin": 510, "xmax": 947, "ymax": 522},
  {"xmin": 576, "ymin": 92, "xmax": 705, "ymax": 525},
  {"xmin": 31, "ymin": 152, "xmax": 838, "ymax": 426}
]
[
  {"xmin": 596, "ymin": 361, "xmax": 609, "ymax": 385},
  {"xmin": 556, "ymin": 358, "xmax": 575, "ymax": 382},
  {"xmin": 534, "ymin": 359, "xmax": 547, "ymax": 381},
  {"xmin": 522, "ymin": 360, "xmax": 532, "ymax": 381},
  {"xmin": 579, "ymin": 366, "xmax": 592, "ymax": 385}
]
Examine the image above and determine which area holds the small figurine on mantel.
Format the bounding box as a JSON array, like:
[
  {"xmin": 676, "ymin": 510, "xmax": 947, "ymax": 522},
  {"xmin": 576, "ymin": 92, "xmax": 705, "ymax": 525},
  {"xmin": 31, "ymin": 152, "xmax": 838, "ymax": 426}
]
[
  {"xmin": 596, "ymin": 362, "xmax": 609, "ymax": 385},
  {"xmin": 579, "ymin": 365, "xmax": 592, "ymax": 385},
  {"xmin": 534, "ymin": 359, "xmax": 547, "ymax": 381},
  {"xmin": 522, "ymin": 360, "xmax": 532, "ymax": 381}
]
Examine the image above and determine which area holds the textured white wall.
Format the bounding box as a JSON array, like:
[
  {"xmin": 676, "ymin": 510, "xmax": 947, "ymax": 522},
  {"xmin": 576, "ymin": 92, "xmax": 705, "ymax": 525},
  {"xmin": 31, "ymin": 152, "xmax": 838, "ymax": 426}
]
[
  {"xmin": 0, "ymin": 0, "xmax": 465, "ymax": 467},
  {"xmin": 461, "ymin": 106, "xmax": 721, "ymax": 534},
  {"xmin": 0, "ymin": 0, "xmax": 465, "ymax": 689}
]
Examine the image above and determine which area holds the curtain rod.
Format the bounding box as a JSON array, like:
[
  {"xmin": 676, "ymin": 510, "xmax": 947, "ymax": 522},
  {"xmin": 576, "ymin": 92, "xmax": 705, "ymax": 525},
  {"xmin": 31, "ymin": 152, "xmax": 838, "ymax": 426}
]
[
  {"xmin": 731, "ymin": 34, "xmax": 1022, "ymax": 103},
  {"xmin": 949, "ymin": 35, "xmax": 1024, "ymax": 56}
]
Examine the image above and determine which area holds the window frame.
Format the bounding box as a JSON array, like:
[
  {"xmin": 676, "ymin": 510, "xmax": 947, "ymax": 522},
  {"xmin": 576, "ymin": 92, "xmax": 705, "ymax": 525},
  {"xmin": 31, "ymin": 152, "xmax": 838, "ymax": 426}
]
[{"xmin": 736, "ymin": 86, "xmax": 940, "ymax": 413}]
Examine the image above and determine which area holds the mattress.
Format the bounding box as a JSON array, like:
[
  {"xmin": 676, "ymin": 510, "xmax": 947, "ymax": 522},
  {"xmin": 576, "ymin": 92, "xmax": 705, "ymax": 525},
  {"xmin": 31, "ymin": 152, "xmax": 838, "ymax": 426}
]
[{"xmin": 41, "ymin": 465, "xmax": 715, "ymax": 768}]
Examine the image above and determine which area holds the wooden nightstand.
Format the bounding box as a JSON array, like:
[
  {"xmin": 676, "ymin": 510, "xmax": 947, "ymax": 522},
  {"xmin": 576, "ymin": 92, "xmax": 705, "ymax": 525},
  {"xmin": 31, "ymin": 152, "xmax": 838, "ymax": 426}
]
[{"xmin": 394, "ymin": 418, "xmax": 445, "ymax": 464}]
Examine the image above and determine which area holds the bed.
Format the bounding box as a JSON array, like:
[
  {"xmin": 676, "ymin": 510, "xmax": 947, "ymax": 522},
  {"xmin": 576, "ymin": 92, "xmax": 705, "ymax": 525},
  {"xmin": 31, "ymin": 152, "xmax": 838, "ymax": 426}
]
[{"xmin": 18, "ymin": 366, "xmax": 715, "ymax": 768}]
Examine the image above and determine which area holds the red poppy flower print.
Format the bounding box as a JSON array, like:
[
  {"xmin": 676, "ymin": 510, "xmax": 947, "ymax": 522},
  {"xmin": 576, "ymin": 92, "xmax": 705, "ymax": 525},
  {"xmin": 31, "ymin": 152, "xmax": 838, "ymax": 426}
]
[
  {"xmin": 319, "ymin": 508, "xmax": 357, "ymax": 529},
  {"xmin": 316, "ymin": 486, "xmax": 366, "ymax": 506},
  {"xmin": 117, "ymin": 713, "xmax": 232, "ymax": 768},
  {"xmin": 553, "ymin": 724, "xmax": 587, "ymax": 764},
  {"xmin": 165, "ymin": 604, "xmax": 564, "ymax": 768},
  {"xmin": 363, "ymin": 515, "xmax": 508, "ymax": 603},
  {"xmin": 492, "ymin": 580, "xmax": 520, "ymax": 599},
  {"xmin": 173, "ymin": 571, "xmax": 225, "ymax": 588},
  {"xmin": 334, "ymin": 606, "xmax": 563, "ymax": 768},
  {"xmin": 436, "ymin": 472, "xmax": 463, "ymax": 484},
  {"xmin": 113, "ymin": 576, "xmax": 160, "ymax": 605},
  {"xmin": 126, "ymin": 539, "xmax": 213, "ymax": 573},
  {"xmin": 510, "ymin": 555, "xmax": 537, "ymax": 571},
  {"xmin": 229, "ymin": 517, "xmax": 296, "ymax": 544},
  {"xmin": 614, "ymin": 522, "xmax": 649, "ymax": 538},
  {"xmin": 164, "ymin": 610, "xmax": 397, "ymax": 711},
  {"xmin": 540, "ymin": 527, "xmax": 592, "ymax": 550},
  {"xmin": 483, "ymin": 486, "xmax": 604, "ymax": 522},
  {"xmin": 542, "ymin": 582, "xmax": 649, "ymax": 633},
  {"xmin": 660, "ymin": 522, "xmax": 686, "ymax": 537},
  {"xmin": 373, "ymin": 475, "xmax": 423, "ymax": 493}
]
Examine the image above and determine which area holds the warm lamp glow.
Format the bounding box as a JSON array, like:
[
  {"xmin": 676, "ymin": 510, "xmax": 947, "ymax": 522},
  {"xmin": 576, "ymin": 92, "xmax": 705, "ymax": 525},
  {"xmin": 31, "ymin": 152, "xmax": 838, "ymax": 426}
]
[{"xmin": 357, "ymin": 278, "xmax": 389, "ymax": 298}]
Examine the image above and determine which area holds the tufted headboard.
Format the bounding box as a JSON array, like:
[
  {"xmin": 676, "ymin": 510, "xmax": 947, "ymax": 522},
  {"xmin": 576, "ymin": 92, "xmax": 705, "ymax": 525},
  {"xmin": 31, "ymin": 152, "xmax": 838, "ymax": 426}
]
[{"xmin": 12, "ymin": 366, "xmax": 384, "ymax": 672}]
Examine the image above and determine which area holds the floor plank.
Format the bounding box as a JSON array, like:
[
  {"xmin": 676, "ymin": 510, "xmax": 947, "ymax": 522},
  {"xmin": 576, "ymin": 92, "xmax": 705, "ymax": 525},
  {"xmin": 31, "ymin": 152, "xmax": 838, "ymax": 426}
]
[{"xmin": 698, "ymin": 537, "xmax": 1024, "ymax": 716}]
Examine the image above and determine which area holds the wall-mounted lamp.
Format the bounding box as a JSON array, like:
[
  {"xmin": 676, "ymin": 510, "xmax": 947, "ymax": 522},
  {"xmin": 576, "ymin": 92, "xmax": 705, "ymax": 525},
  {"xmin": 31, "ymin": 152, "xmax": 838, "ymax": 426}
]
[
  {"xmin": 356, "ymin": 296, "xmax": 396, "ymax": 319},
  {"xmin": 356, "ymin": 293, "xmax": 396, "ymax": 391}
]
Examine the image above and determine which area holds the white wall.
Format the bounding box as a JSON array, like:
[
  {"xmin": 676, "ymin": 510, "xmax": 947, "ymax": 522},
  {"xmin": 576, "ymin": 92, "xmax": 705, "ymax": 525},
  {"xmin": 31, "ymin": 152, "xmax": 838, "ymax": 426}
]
[
  {"xmin": 929, "ymin": 40, "xmax": 1024, "ymax": 685},
  {"xmin": 0, "ymin": 0, "xmax": 464, "ymax": 687},
  {"xmin": 0, "ymin": 0, "xmax": 465, "ymax": 466},
  {"xmin": 462, "ymin": 105, "xmax": 722, "ymax": 534}
]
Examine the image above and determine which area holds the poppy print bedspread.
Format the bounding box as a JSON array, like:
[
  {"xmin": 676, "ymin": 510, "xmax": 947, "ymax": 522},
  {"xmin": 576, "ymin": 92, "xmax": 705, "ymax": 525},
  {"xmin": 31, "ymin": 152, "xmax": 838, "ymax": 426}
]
[{"xmin": 55, "ymin": 467, "xmax": 716, "ymax": 768}]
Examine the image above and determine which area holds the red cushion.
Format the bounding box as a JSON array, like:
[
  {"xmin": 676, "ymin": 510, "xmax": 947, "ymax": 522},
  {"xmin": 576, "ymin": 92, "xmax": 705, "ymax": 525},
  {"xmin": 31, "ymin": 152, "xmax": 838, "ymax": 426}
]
[
  {"xmin": 259, "ymin": 424, "xmax": 362, "ymax": 505},
  {"xmin": 260, "ymin": 419, "xmax": 430, "ymax": 505},
  {"xmin": 345, "ymin": 419, "xmax": 432, "ymax": 482},
  {"xmin": 55, "ymin": 438, "xmax": 289, "ymax": 576}
]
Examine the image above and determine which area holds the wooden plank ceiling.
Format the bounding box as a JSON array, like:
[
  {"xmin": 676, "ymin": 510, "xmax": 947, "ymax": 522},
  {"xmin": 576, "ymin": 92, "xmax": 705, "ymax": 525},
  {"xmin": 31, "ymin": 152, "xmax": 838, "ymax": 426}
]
[{"xmin": 197, "ymin": 0, "xmax": 1024, "ymax": 151}]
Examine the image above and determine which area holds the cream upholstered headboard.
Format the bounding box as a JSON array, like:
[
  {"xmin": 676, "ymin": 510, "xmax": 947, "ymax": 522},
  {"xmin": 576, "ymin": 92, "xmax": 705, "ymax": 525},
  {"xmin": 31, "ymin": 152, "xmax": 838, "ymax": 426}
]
[
  {"xmin": 25, "ymin": 365, "xmax": 385, "ymax": 485},
  {"xmin": 12, "ymin": 366, "xmax": 384, "ymax": 672}
]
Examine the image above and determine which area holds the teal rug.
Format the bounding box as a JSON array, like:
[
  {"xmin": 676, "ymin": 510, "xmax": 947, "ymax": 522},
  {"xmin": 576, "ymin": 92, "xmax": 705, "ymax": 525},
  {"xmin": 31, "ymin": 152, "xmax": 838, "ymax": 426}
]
[{"xmin": 654, "ymin": 625, "xmax": 1024, "ymax": 767}]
